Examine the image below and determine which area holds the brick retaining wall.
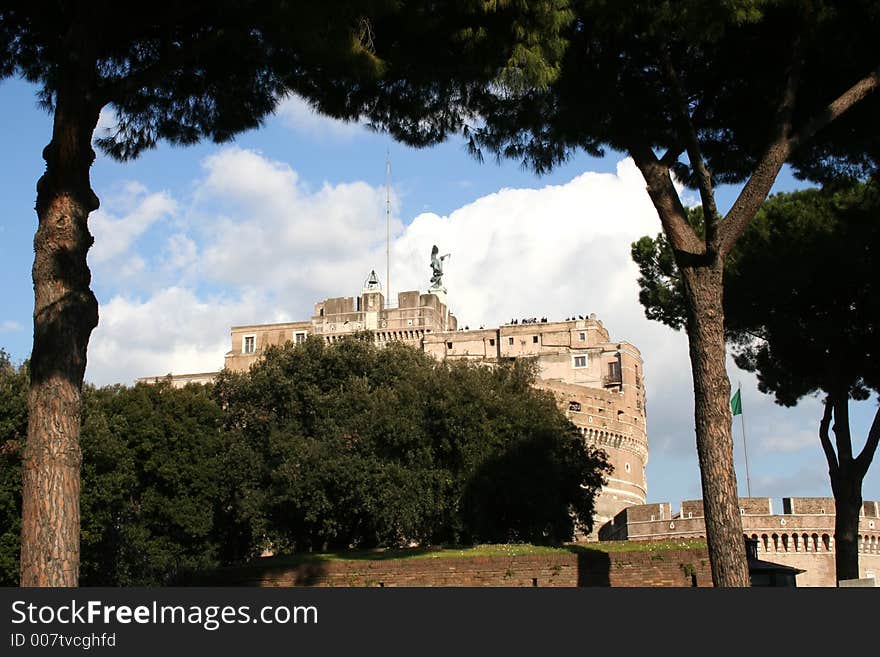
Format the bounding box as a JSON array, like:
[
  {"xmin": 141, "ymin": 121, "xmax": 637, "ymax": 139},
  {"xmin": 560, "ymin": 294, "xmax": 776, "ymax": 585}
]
[{"xmin": 209, "ymin": 548, "xmax": 714, "ymax": 588}]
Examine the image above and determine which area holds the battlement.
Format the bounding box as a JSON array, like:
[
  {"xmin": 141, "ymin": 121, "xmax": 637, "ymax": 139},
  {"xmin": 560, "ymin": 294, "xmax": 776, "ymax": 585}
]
[{"xmin": 599, "ymin": 498, "xmax": 880, "ymax": 586}]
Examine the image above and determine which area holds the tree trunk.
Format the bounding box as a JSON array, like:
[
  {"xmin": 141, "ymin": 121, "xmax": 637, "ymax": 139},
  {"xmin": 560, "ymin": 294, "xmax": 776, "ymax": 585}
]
[
  {"xmin": 19, "ymin": 70, "xmax": 101, "ymax": 586},
  {"xmin": 680, "ymin": 263, "xmax": 751, "ymax": 587},
  {"xmin": 831, "ymin": 470, "xmax": 863, "ymax": 583}
]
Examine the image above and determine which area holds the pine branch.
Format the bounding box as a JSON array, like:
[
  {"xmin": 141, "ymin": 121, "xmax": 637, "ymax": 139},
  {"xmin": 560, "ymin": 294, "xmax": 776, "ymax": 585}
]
[
  {"xmin": 790, "ymin": 64, "xmax": 880, "ymax": 151},
  {"xmin": 97, "ymin": 33, "xmax": 225, "ymax": 106},
  {"xmin": 718, "ymin": 40, "xmax": 802, "ymax": 256},
  {"xmin": 719, "ymin": 63, "xmax": 880, "ymax": 255},
  {"xmin": 628, "ymin": 142, "xmax": 705, "ymax": 259},
  {"xmin": 819, "ymin": 395, "xmax": 838, "ymax": 473},
  {"xmin": 832, "ymin": 391, "xmax": 853, "ymax": 464},
  {"xmin": 660, "ymin": 49, "xmax": 719, "ymax": 251},
  {"xmin": 855, "ymin": 403, "xmax": 880, "ymax": 476}
]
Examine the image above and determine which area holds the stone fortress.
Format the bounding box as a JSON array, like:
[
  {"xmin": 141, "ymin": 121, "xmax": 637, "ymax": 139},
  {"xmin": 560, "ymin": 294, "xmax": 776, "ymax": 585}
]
[
  {"xmin": 208, "ymin": 269, "xmax": 649, "ymax": 538},
  {"xmin": 601, "ymin": 497, "xmax": 880, "ymax": 587},
  {"xmin": 143, "ymin": 259, "xmax": 879, "ymax": 586}
]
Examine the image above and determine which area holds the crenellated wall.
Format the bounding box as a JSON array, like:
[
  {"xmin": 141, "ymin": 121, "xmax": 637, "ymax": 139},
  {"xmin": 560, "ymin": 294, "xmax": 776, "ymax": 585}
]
[{"xmin": 600, "ymin": 497, "xmax": 880, "ymax": 586}]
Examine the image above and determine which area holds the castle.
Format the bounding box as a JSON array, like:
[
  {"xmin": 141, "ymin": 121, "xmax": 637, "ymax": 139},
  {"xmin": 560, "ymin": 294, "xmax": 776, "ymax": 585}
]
[
  {"xmin": 143, "ymin": 268, "xmax": 649, "ymax": 539},
  {"xmin": 602, "ymin": 497, "xmax": 880, "ymax": 587},
  {"xmin": 142, "ymin": 267, "xmax": 879, "ymax": 585}
]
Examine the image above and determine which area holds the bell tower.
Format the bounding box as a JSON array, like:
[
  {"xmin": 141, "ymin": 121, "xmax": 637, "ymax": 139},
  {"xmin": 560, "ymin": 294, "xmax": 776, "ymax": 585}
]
[{"xmin": 360, "ymin": 270, "xmax": 384, "ymax": 330}]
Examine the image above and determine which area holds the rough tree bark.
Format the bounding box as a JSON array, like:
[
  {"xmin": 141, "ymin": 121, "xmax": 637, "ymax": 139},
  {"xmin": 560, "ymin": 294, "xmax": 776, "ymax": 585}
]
[
  {"xmin": 819, "ymin": 394, "xmax": 880, "ymax": 583},
  {"xmin": 680, "ymin": 264, "xmax": 751, "ymax": 587},
  {"xmin": 631, "ymin": 144, "xmax": 751, "ymax": 587},
  {"xmin": 19, "ymin": 52, "xmax": 101, "ymax": 586},
  {"xmin": 831, "ymin": 472, "xmax": 862, "ymax": 583}
]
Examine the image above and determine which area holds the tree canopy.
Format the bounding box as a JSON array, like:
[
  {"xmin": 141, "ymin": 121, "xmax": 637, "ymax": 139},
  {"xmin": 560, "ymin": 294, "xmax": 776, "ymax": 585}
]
[
  {"xmin": 78, "ymin": 381, "xmax": 225, "ymax": 585},
  {"xmin": 214, "ymin": 336, "xmax": 610, "ymax": 555},
  {"xmin": 464, "ymin": 2, "xmax": 880, "ymax": 184},
  {"xmin": 632, "ymin": 183, "xmax": 880, "ymax": 404},
  {"xmin": 0, "ymin": 350, "xmax": 27, "ymax": 585},
  {"xmin": 0, "ymin": 338, "xmax": 610, "ymax": 584},
  {"xmin": 437, "ymin": 0, "xmax": 880, "ymax": 586},
  {"xmin": 0, "ymin": 0, "xmax": 575, "ymax": 586},
  {"xmin": 632, "ymin": 181, "xmax": 880, "ymax": 581}
]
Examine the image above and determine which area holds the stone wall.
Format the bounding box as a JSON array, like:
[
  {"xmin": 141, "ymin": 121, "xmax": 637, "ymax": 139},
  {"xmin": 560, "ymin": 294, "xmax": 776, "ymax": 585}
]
[
  {"xmin": 207, "ymin": 549, "xmax": 713, "ymax": 588},
  {"xmin": 600, "ymin": 498, "xmax": 880, "ymax": 586}
]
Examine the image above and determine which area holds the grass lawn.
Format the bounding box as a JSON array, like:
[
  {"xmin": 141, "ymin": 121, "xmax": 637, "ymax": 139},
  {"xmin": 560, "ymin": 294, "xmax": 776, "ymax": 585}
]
[{"xmin": 252, "ymin": 539, "xmax": 709, "ymax": 568}]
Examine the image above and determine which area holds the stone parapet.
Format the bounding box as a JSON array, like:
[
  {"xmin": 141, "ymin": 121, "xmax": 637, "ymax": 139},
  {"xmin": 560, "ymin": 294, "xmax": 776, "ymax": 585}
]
[{"xmin": 600, "ymin": 499, "xmax": 880, "ymax": 586}]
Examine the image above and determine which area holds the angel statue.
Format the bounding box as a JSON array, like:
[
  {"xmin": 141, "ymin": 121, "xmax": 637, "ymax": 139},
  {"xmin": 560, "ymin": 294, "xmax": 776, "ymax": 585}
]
[{"xmin": 429, "ymin": 245, "xmax": 450, "ymax": 289}]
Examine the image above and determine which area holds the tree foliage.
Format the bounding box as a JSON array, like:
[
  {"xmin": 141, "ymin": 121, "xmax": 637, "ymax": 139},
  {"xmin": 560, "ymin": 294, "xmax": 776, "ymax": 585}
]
[
  {"xmin": 0, "ymin": 339, "xmax": 609, "ymax": 583},
  {"xmin": 632, "ymin": 182, "xmax": 880, "ymax": 581},
  {"xmin": 0, "ymin": 0, "xmax": 576, "ymax": 586},
  {"xmin": 443, "ymin": 0, "xmax": 880, "ymax": 586},
  {"xmin": 78, "ymin": 382, "xmax": 225, "ymax": 585},
  {"xmin": 214, "ymin": 336, "xmax": 610, "ymax": 554},
  {"xmin": 0, "ymin": 350, "xmax": 27, "ymax": 585},
  {"xmin": 633, "ymin": 183, "xmax": 880, "ymax": 404},
  {"xmin": 465, "ymin": 2, "xmax": 880, "ymax": 182},
  {"xmin": 1, "ymin": 377, "xmax": 225, "ymax": 586},
  {"xmin": 0, "ymin": 2, "xmax": 573, "ymax": 161}
]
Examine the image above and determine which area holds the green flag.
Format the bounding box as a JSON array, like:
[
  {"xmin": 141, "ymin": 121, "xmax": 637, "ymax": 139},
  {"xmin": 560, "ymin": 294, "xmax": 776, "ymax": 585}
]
[{"xmin": 730, "ymin": 389, "xmax": 743, "ymax": 416}]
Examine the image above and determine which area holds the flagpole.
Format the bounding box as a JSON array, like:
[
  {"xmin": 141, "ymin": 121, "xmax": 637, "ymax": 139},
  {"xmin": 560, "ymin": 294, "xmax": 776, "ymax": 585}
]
[
  {"xmin": 738, "ymin": 381, "xmax": 753, "ymax": 498},
  {"xmin": 385, "ymin": 150, "xmax": 391, "ymax": 299}
]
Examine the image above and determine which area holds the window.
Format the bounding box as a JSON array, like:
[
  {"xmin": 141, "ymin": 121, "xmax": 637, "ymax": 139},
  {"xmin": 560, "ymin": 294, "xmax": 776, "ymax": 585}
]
[
  {"xmin": 243, "ymin": 335, "xmax": 256, "ymax": 354},
  {"xmin": 294, "ymin": 331, "xmax": 307, "ymax": 344},
  {"xmin": 447, "ymin": 341, "xmax": 453, "ymax": 350},
  {"xmin": 573, "ymin": 356, "xmax": 587, "ymax": 368},
  {"xmin": 568, "ymin": 401, "xmax": 581, "ymax": 412},
  {"xmin": 579, "ymin": 332, "xmax": 586, "ymax": 342},
  {"xmin": 489, "ymin": 338, "xmax": 495, "ymax": 346},
  {"xmin": 508, "ymin": 337, "xmax": 514, "ymax": 345},
  {"xmin": 608, "ymin": 361, "xmax": 621, "ymax": 380},
  {"xmin": 532, "ymin": 335, "xmax": 538, "ymax": 344}
]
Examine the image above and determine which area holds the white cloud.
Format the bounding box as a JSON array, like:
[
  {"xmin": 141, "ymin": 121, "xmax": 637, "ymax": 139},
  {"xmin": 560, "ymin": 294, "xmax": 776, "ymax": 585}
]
[
  {"xmin": 752, "ymin": 465, "xmax": 831, "ymax": 499},
  {"xmin": 161, "ymin": 233, "xmax": 199, "ymax": 273},
  {"xmin": 190, "ymin": 147, "xmax": 401, "ymax": 312},
  {"xmin": 89, "ymin": 183, "xmax": 176, "ymax": 265},
  {"xmin": 88, "ymin": 287, "xmax": 274, "ymax": 384},
  {"xmin": 86, "ymin": 147, "xmax": 402, "ymax": 383},
  {"xmin": 388, "ymin": 158, "xmax": 715, "ymax": 490},
  {"xmin": 391, "ymin": 159, "xmax": 659, "ymax": 323},
  {"xmin": 0, "ymin": 320, "xmax": 23, "ymax": 332},
  {"xmin": 93, "ymin": 106, "xmax": 118, "ymax": 142},
  {"xmin": 274, "ymin": 94, "xmax": 367, "ymax": 140},
  {"xmin": 82, "ymin": 150, "xmax": 858, "ymax": 501}
]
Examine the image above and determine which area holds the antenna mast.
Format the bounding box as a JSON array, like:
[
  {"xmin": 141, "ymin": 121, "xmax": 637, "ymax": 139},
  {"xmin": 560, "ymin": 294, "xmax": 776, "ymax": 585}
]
[{"xmin": 385, "ymin": 150, "xmax": 391, "ymax": 299}]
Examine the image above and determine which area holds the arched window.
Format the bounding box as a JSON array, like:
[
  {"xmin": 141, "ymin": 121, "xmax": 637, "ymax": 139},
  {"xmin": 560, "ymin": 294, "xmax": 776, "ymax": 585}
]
[{"xmin": 822, "ymin": 534, "xmax": 831, "ymax": 552}]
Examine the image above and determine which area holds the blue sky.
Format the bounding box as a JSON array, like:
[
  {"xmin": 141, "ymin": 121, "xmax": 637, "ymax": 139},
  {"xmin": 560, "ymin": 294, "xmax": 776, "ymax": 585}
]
[{"xmin": 1, "ymin": 75, "xmax": 877, "ymax": 509}]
